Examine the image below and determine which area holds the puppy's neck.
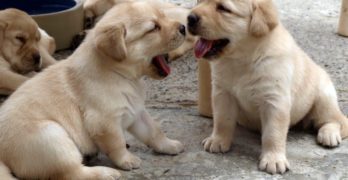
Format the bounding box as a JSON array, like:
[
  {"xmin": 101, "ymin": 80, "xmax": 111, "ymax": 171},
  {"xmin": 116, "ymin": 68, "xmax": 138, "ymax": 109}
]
[
  {"xmin": 70, "ymin": 44, "xmax": 143, "ymax": 83},
  {"xmin": 111, "ymin": 67, "xmax": 138, "ymax": 83},
  {"xmin": 221, "ymin": 25, "xmax": 288, "ymax": 64}
]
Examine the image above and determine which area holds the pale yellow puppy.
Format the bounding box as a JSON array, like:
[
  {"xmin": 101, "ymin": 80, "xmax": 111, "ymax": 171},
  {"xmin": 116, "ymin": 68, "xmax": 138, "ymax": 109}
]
[
  {"xmin": 0, "ymin": 8, "xmax": 57, "ymax": 95},
  {"xmin": 38, "ymin": 28, "xmax": 57, "ymax": 68},
  {"xmin": 83, "ymin": 0, "xmax": 198, "ymax": 61},
  {"xmin": 0, "ymin": 2, "xmax": 185, "ymax": 180},
  {"xmin": 188, "ymin": 0, "xmax": 348, "ymax": 174}
]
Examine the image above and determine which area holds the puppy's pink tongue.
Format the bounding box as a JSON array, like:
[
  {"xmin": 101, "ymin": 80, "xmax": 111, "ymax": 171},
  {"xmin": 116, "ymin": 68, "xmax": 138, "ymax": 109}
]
[
  {"xmin": 194, "ymin": 38, "xmax": 213, "ymax": 58},
  {"xmin": 153, "ymin": 55, "xmax": 170, "ymax": 76}
]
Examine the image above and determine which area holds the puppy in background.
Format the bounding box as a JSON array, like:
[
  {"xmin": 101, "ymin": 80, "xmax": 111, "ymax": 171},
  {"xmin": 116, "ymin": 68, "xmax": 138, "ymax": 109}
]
[
  {"xmin": 0, "ymin": 8, "xmax": 57, "ymax": 95},
  {"xmin": 38, "ymin": 28, "xmax": 57, "ymax": 67},
  {"xmin": 188, "ymin": 0, "xmax": 348, "ymax": 174},
  {"xmin": 0, "ymin": 2, "xmax": 185, "ymax": 179},
  {"xmin": 82, "ymin": 0, "xmax": 198, "ymax": 61}
]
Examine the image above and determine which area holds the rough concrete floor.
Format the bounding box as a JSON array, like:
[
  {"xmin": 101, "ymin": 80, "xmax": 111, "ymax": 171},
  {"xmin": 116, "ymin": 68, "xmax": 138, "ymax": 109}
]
[
  {"xmin": 107, "ymin": 0, "xmax": 348, "ymax": 179},
  {"xmin": 1, "ymin": 0, "xmax": 347, "ymax": 179},
  {"xmin": 122, "ymin": 0, "xmax": 348, "ymax": 179}
]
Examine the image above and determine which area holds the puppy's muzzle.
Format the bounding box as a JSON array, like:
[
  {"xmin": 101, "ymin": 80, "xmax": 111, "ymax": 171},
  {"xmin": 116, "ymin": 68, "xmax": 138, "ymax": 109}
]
[{"xmin": 187, "ymin": 14, "xmax": 200, "ymax": 35}]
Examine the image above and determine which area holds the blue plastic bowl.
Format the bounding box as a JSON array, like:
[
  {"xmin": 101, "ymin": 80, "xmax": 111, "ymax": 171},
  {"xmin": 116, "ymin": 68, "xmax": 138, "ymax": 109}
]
[{"xmin": 0, "ymin": 0, "xmax": 76, "ymax": 15}]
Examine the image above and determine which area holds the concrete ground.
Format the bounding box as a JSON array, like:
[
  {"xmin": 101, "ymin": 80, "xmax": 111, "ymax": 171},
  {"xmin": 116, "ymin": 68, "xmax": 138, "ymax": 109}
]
[
  {"xmin": 114, "ymin": 0, "xmax": 348, "ymax": 179},
  {"xmin": 123, "ymin": 0, "xmax": 348, "ymax": 179},
  {"xmin": 1, "ymin": 0, "xmax": 347, "ymax": 179},
  {"xmin": 92, "ymin": 0, "xmax": 348, "ymax": 179}
]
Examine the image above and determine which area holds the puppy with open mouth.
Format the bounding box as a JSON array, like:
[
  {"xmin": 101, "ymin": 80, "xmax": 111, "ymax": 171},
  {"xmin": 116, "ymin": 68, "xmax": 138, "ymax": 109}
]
[
  {"xmin": 188, "ymin": 0, "xmax": 348, "ymax": 174},
  {"xmin": 0, "ymin": 2, "xmax": 185, "ymax": 179},
  {"xmin": 82, "ymin": 0, "xmax": 197, "ymax": 62}
]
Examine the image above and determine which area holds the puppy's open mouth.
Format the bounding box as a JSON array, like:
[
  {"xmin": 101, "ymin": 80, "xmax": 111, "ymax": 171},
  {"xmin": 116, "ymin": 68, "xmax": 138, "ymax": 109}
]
[
  {"xmin": 194, "ymin": 38, "xmax": 230, "ymax": 59},
  {"xmin": 152, "ymin": 54, "xmax": 170, "ymax": 77}
]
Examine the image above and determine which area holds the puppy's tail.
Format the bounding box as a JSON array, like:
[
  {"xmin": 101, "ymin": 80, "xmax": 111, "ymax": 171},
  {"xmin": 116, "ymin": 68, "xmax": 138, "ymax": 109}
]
[{"xmin": 0, "ymin": 161, "xmax": 17, "ymax": 180}]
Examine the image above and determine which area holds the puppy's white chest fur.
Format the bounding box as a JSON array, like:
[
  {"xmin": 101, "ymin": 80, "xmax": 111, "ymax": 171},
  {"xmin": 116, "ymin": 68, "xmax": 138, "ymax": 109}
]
[
  {"xmin": 80, "ymin": 75, "xmax": 147, "ymax": 135},
  {"xmin": 120, "ymin": 92, "xmax": 146, "ymax": 129},
  {"xmin": 211, "ymin": 56, "xmax": 293, "ymax": 129}
]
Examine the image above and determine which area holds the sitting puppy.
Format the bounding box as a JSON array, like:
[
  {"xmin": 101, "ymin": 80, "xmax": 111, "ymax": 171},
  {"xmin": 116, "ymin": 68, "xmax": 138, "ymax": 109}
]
[
  {"xmin": 82, "ymin": 0, "xmax": 197, "ymax": 61},
  {"xmin": 188, "ymin": 0, "xmax": 348, "ymax": 174},
  {"xmin": 0, "ymin": 8, "xmax": 56, "ymax": 95},
  {"xmin": 0, "ymin": 2, "xmax": 185, "ymax": 180}
]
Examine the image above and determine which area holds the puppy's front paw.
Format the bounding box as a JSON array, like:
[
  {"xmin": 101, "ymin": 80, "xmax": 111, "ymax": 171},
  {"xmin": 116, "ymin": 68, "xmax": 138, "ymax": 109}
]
[
  {"xmin": 89, "ymin": 166, "xmax": 121, "ymax": 180},
  {"xmin": 259, "ymin": 152, "xmax": 289, "ymax": 174},
  {"xmin": 202, "ymin": 135, "xmax": 232, "ymax": 153},
  {"xmin": 115, "ymin": 151, "xmax": 141, "ymax": 170},
  {"xmin": 155, "ymin": 138, "xmax": 184, "ymax": 155},
  {"xmin": 317, "ymin": 123, "xmax": 342, "ymax": 147}
]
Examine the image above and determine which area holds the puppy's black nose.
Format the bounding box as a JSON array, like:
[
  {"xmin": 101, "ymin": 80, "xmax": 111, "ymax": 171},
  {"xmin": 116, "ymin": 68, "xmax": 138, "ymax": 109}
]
[
  {"xmin": 179, "ymin": 25, "xmax": 186, "ymax": 36},
  {"xmin": 187, "ymin": 14, "xmax": 200, "ymax": 35},
  {"xmin": 187, "ymin": 14, "xmax": 200, "ymax": 27},
  {"xmin": 33, "ymin": 54, "xmax": 41, "ymax": 65}
]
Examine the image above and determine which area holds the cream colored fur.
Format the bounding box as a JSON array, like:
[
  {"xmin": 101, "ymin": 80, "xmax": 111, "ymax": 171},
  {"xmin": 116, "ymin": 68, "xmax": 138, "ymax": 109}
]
[
  {"xmin": 0, "ymin": 2, "xmax": 184, "ymax": 179},
  {"xmin": 0, "ymin": 9, "xmax": 57, "ymax": 95},
  {"xmin": 190, "ymin": 0, "xmax": 348, "ymax": 174},
  {"xmin": 83, "ymin": 0, "xmax": 198, "ymax": 61}
]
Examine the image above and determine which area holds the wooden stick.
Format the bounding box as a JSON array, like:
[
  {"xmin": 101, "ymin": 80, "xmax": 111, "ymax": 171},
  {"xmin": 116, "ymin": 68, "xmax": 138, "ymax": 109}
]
[
  {"xmin": 196, "ymin": 0, "xmax": 212, "ymax": 117},
  {"xmin": 198, "ymin": 59, "xmax": 213, "ymax": 117},
  {"xmin": 338, "ymin": 0, "xmax": 348, "ymax": 36}
]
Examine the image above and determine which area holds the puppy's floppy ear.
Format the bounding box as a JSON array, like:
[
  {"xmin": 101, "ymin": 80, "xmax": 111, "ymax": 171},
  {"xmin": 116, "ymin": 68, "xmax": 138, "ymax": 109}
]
[
  {"xmin": 249, "ymin": 0, "xmax": 279, "ymax": 37},
  {"xmin": 95, "ymin": 23, "xmax": 127, "ymax": 61}
]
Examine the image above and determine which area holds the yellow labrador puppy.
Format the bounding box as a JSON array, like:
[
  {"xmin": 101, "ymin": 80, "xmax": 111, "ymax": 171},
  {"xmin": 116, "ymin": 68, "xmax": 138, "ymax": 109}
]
[
  {"xmin": 0, "ymin": 2, "xmax": 185, "ymax": 180},
  {"xmin": 83, "ymin": 0, "xmax": 198, "ymax": 61},
  {"xmin": 38, "ymin": 28, "xmax": 57, "ymax": 67},
  {"xmin": 188, "ymin": 0, "xmax": 348, "ymax": 174},
  {"xmin": 0, "ymin": 8, "xmax": 56, "ymax": 95}
]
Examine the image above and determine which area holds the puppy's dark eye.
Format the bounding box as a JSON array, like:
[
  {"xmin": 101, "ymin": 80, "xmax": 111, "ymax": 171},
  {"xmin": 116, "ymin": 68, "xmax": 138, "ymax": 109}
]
[
  {"xmin": 149, "ymin": 24, "xmax": 161, "ymax": 33},
  {"xmin": 16, "ymin": 36, "xmax": 26, "ymax": 43},
  {"xmin": 217, "ymin": 4, "xmax": 231, "ymax": 13}
]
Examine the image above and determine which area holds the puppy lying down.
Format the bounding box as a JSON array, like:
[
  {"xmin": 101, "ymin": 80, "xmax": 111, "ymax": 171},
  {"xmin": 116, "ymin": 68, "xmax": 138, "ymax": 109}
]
[
  {"xmin": 0, "ymin": 8, "xmax": 57, "ymax": 95},
  {"xmin": 188, "ymin": 0, "xmax": 348, "ymax": 174},
  {"xmin": 0, "ymin": 2, "xmax": 185, "ymax": 179}
]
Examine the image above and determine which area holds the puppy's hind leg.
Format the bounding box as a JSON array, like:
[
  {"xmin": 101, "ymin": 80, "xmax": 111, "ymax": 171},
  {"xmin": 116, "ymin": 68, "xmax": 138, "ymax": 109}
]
[
  {"xmin": 312, "ymin": 83, "xmax": 348, "ymax": 147},
  {"xmin": 128, "ymin": 110, "xmax": 184, "ymax": 155},
  {"xmin": 11, "ymin": 121, "xmax": 120, "ymax": 180}
]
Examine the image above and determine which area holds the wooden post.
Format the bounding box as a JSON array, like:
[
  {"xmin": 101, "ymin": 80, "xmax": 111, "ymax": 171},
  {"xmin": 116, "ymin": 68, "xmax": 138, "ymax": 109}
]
[
  {"xmin": 196, "ymin": 0, "xmax": 213, "ymax": 118},
  {"xmin": 198, "ymin": 59, "xmax": 213, "ymax": 117},
  {"xmin": 338, "ymin": 0, "xmax": 348, "ymax": 36}
]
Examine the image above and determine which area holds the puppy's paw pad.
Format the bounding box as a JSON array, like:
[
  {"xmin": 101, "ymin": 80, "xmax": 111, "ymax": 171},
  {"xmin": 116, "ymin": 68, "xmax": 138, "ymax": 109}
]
[
  {"xmin": 116, "ymin": 152, "xmax": 141, "ymax": 170},
  {"xmin": 202, "ymin": 135, "xmax": 232, "ymax": 153},
  {"xmin": 317, "ymin": 123, "xmax": 342, "ymax": 147},
  {"xmin": 155, "ymin": 139, "xmax": 184, "ymax": 155},
  {"xmin": 259, "ymin": 152, "xmax": 289, "ymax": 174}
]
